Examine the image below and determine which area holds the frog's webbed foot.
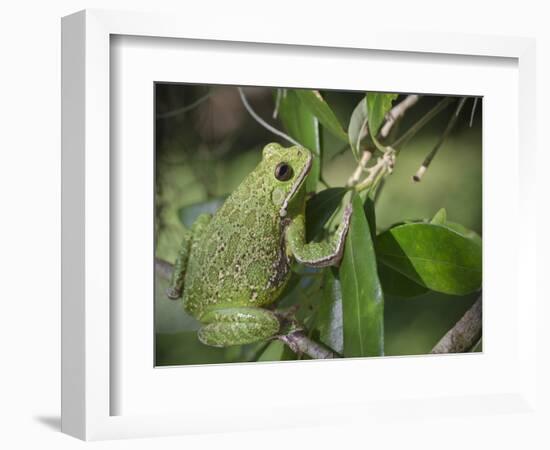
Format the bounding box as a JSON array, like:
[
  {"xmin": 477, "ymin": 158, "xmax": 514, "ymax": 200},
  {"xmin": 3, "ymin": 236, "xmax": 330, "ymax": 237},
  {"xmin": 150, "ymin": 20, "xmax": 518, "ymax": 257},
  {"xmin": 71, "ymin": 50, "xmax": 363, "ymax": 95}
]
[
  {"xmin": 273, "ymin": 308, "xmax": 304, "ymax": 336},
  {"xmin": 198, "ymin": 307, "xmax": 280, "ymax": 347}
]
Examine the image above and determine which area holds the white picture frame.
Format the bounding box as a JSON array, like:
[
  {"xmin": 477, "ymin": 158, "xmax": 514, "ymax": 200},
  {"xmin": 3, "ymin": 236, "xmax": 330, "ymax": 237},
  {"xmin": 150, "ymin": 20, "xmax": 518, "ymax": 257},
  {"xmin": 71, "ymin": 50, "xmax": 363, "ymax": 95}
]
[{"xmin": 61, "ymin": 9, "xmax": 538, "ymax": 441}]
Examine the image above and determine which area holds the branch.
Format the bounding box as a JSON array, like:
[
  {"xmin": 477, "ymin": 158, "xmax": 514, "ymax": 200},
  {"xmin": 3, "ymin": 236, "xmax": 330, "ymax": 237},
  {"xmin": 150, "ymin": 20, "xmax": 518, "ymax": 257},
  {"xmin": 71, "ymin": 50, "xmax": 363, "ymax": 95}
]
[
  {"xmin": 353, "ymin": 149, "xmax": 395, "ymax": 192},
  {"xmin": 155, "ymin": 257, "xmax": 338, "ymax": 359},
  {"xmin": 380, "ymin": 94, "xmax": 420, "ymax": 138},
  {"xmin": 277, "ymin": 331, "xmax": 338, "ymax": 359},
  {"xmin": 412, "ymin": 97, "xmax": 467, "ymax": 182},
  {"xmin": 156, "ymin": 92, "xmax": 211, "ymax": 119},
  {"xmin": 346, "ymin": 149, "xmax": 373, "ymax": 187},
  {"xmin": 237, "ymin": 87, "xmax": 302, "ymax": 147},
  {"xmin": 392, "ymin": 97, "xmax": 454, "ymax": 151},
  {"xmin": 469, "ymin": 97, "xmax": 479, "ymax": 127},
  {"xmin": 431, "ymin": 295, "xmax": 482, "ymax": 354},
  {"xmin": 346, "ymin": 97, "xmax": 420, "ymax": 192}
]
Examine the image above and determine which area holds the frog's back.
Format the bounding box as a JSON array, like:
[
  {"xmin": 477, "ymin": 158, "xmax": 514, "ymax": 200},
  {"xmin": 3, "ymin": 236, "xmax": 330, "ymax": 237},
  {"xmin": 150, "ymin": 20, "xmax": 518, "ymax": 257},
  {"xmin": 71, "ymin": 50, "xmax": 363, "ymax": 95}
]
[{"xmin": 182, "ymin": 173, "xmax": 290, "ymax": 318}]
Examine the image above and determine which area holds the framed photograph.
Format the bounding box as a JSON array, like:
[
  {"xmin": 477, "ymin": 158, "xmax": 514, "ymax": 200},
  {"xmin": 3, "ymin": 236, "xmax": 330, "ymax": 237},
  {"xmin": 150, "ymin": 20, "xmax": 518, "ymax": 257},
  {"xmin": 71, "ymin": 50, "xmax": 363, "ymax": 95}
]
[
  {"xmin": 61, "ymin": 9, "xmax": 537, "ymax": 441},
  {"xmin": 153, "ymin": 83, "xmax": 483, "ymax": 367}
]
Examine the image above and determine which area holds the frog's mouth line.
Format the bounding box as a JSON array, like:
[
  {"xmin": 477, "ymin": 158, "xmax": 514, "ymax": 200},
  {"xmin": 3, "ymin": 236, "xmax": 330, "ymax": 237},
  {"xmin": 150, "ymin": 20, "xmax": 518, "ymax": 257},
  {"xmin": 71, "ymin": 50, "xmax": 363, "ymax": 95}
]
[{"xmin": 279, "ymin": 152, "xmax": 313, "ymax": 218}]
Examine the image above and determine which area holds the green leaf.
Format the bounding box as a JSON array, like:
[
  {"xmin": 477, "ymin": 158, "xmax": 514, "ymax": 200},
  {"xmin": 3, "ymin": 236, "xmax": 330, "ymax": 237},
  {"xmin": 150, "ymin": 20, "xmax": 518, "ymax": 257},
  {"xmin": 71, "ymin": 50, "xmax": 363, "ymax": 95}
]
[
  {"xmin": 430, "ymin": 208, "xmax": 447, "ymax": 225},
  {"xmin": 339, "ymin": 193, "xmax": 384, "ymax": 357},
  {"xmin": 305, "ymin": 187, "xmax": 347, "ymax": 241},
  {"xmin": 347, "ymin": 96, "xmax": 368, "ymax": 160},
  {"xmin": 315, "ymin": 268, "xmax": 343, "ymax": 354},
  {"xmin": 294, "ymin": 89, "xmax": 348, "ymax": 142},
  {"xmin": 366, "ymin": 93, "xmax": 398, "ymax": 136},
  {"xmin": 278, "ymin": 89, "xmax": 321, "ymax": 192},
  {"xmin": 362, "ymin": 194, "xmax": 377, "ymax": 241},
  {"xmin": 429, "ymin": 208, "xmax": 482, "ymax": 246},
  {"xmin": 256, "ymin": 340, "xmax": 296, "ymax": 361},
  {"xmin": 376, "ymin": 223, "xmax": 482, "ymax": 295},
  {"xmin": 361, "ymin": 193, "xmax": 427, "ymax": 298},
  {"xmin": 377, "ymin": 261, "xmax": 429, "ymax": 298},
  {"xmin": 443, "ymin": 221, "xmax": 482, "ymax": 247},
  {"xmin": 178, "ymin": 198, "xmax": 225, "ymax": 228}
]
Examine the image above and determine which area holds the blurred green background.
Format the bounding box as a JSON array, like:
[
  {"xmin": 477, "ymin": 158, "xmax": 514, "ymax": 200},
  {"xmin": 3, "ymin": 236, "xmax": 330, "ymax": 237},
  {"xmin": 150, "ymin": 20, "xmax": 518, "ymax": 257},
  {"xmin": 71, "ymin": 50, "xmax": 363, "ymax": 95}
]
[{"xmin": 154, "ymin": 84, "xmax": 482, "ymax": 366}]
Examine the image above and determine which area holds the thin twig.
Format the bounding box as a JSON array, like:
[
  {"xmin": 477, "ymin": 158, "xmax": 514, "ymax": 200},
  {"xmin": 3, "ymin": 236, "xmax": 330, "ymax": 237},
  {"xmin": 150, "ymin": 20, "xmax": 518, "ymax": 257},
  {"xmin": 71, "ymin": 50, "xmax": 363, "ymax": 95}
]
[
  {"xmin": 237, "ymin": 87, "xmax": 302, "ymax": 147},
  {"xmin": 272, "ymin": 88, "xmax": 283, "ymax": 119},
  {"xmin": 431, "ymin": 295, "xmax": 482, "ymax": 354},
  {"xmin": 380, "ymin": 94, "xmax": 420, "ymax": 138},
  {"xmin": 156, "ymin": 92, "xmax": 211, "ymax": 119},
  {"xmin": 469, "ymin": 97, "xmax": 479, "ymax": 127},
  {"xmin": 392, "ymin": 97, "xmax": 454, "ymax": 151},
  {"xmin": 353, "ymin": 150, "xmax": 395, "ymax": 192},
  {"xmin": 412, "ymin": 97, "xmax": 467, "ymax": 182},
  {"xmin": 346, "ymin": 150, "xmax": 373, "ymax": 187}
]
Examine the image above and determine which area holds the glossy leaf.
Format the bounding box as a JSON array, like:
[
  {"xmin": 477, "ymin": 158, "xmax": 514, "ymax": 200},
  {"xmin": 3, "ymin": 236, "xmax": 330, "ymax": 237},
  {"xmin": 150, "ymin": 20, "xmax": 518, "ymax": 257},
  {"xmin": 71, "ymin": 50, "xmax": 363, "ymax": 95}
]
[
  {"xmin": 347, "ymin": 96, "xmax": 368, "ymax": 160},
  {"xmin": 278, "ymin": 89, "xmax": 321, "ymax": 192},
  {"xmin": 362, "ymin": 193, "xmax": 426, "ymax": 298},
  {"xmin": 315, "ymin": 268, "xmax": 344, "ymax": 354},
  {"xmin": 339, "ymin": 193, "xmax": 384, "ymax": 357},
  {"xmin": 295, "ymin": 89, "xmax": 348, "ymax": 142},
  {"xmin": 376, "ymin": 223, "xmax": 482, "ymax": 295},
  {"xmin": 362, "ymin": 194, "xmax": 377, "ymax": 241},
  {"xmin": 430, "ymin": 208, "xmax": 482, "ymax": 246},
  {"xmin": 366, "ymin": 92, "xmax": 398, "ymax": 136},
  {"xmin": 378, "ymin": 261, "xmax": 429, "ymax": 298},
  {"xmin": 444, "ymin": 221, "xmax": 482, "ymax": 247},
  {"xmin": 305, "ymin": 187, "xmax": 347, "ymax": 241}
]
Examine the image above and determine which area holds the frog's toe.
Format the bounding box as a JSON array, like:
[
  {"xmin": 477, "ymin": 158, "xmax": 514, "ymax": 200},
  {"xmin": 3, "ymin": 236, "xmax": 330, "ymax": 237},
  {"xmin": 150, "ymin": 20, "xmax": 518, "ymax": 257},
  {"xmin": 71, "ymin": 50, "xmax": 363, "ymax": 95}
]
[{"xmin": 165, "ymin": 287, "xmax": 182, "ymax": 299}]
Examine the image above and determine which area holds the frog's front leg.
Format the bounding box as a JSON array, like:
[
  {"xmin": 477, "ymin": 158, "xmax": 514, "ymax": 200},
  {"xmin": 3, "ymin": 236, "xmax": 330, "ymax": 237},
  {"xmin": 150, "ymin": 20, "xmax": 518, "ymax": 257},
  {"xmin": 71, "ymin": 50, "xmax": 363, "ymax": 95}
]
[
  {"xmin": 198, "ymin": 307, "xmax": 280, "ymax": 347},
  {"xmin": 286, "ymin": 203, "xmax": 352, "ymax": 268},
  {"xmin": 166, "ymin": 213, "xmax": 211, "ymax": 299}
]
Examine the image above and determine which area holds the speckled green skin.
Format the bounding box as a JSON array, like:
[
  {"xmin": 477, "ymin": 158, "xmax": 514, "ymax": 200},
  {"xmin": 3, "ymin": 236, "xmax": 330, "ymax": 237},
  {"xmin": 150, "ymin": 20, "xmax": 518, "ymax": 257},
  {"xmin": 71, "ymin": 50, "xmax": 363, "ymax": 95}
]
[{"xmin": 167, "ymin": 143, "xmax": 351, "ymax": 347}]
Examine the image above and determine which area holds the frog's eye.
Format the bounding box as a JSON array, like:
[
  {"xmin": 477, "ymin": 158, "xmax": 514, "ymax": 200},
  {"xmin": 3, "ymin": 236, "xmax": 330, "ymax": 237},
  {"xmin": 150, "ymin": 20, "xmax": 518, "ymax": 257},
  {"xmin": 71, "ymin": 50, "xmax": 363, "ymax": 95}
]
[{"xmin": 274, "ymin": 162, "xmax": 293, "ymax": 181}]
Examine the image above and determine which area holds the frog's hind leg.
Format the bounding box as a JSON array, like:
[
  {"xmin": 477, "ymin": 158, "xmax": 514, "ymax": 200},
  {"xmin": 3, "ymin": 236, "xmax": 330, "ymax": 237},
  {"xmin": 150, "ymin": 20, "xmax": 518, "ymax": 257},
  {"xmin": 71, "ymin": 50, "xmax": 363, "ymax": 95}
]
[
  {"xmin": 198, "ymin": 307, "xmax": 280, "ymax": 347},
  {"xmin": 166, "ymin": 213, "xmax": 211, "ymax": 299}
]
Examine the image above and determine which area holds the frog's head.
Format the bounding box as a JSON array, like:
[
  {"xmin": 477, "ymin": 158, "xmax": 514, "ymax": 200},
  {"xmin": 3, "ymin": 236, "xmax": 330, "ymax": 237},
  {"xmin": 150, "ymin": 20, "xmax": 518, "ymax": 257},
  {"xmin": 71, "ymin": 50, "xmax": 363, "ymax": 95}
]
[{"xmin": 261, "ymin": 142, "xmax": 312, "ymax": 218}]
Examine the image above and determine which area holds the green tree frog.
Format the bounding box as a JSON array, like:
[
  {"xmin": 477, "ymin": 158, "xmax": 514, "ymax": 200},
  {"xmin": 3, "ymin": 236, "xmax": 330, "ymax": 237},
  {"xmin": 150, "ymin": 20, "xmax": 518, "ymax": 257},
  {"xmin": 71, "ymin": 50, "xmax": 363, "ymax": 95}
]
[{"xmin": 167, "ymin": 143, "xmax": 352, "ymax": 347}]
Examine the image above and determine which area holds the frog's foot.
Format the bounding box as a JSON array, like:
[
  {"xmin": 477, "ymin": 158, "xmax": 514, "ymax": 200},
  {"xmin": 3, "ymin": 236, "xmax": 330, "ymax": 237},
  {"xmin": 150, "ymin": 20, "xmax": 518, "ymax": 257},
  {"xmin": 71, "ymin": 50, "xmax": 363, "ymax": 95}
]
[
  {"xmin": 165, "ymin": 286, "xmax": 182, "ymax": 300},
  {"xmin": 198, "ymin": 307, "xmax": 280, "ymax": 347},
  {"xmin": 273, "ymin": 309, "xmax": 304, "ymax": 336}
]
